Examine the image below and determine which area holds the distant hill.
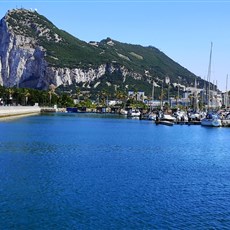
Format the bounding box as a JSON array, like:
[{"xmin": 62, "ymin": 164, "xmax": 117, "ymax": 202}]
[{"xmin": 0, "ymin": 8, "xmax": 207, "ymax": 98}]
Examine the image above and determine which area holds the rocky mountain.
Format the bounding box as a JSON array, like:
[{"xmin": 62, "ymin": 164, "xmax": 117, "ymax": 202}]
[{"xmin": 0, "ymin": 8, "xmax": 204, "ymax": 97}]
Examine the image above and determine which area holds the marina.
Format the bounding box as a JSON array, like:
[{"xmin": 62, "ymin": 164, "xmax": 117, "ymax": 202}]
[
  {"xmin": 65, "ymin": 106, "xmax": 230, "ymax": 127},
  {"xmin": 1, "ymin": 105, "xmax": 230, "ymax": 127}
]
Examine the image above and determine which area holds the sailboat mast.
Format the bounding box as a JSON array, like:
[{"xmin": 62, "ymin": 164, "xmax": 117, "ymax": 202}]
[
  {"xmin": 194, "ymin": 76, "xmax": 198, "ymax": 111},
  {"xmin": 207, "ymin": 42, "xmax": 213, "ymax": 110},
  {"xmin": 151, "ymin": 80, "xmax": 155, "ymax": 112},
  {"xmin": 152, "ymin": 80, "xmax": 154, "ymax": 101},
  {"xmin": 226, "ymin": 74, "xmax": 228, "ymax": 109}
]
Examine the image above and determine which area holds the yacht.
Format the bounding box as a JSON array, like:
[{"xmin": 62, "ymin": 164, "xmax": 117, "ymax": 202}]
[
  {"xmin": 201, "ymin": 113, "xmax": 222, "ymax": 127},
  {"xmin": 221, "ymin": 112, "xmax": 230, "ymax": 127},
  {"xmin": 155, "ymin": 113, "xmax": 175, "ymax": 126},
  {"xmin": 120, "ymin": 109, "xmax": 128, "ymax": 115},
  {"xmin": 127, "ymin": 109, "xmax": 141, "ymax": 117}
]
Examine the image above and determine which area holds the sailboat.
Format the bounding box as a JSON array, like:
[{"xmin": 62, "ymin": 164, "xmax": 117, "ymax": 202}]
[
  {"xmin": 201, "ymin": 42, "xmax": 222, "ymax": 127},
  {"xmin": 201, "ymin": 113, "xmax": 221, "ymax": 127},
  {"xmin": 141, "ymin": 80, "xmax": 157, "ymax": 120}
]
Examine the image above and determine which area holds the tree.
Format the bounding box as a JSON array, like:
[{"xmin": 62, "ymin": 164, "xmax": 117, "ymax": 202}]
[
  {"xmin": 5, "ymin": 88, "xmax": 14, "ymax": 105},
  {"xmin": 115, "ymin": 90, "xmax": 127, "ymax": 107},
  {"xmin": 100, "ymin": 90, "xmax": 109, "ymax": 106},
  {"xmin": 58, "ymin": 94, "xmax": 74, "ymax": 107},
  {"xmin": 22, "ymin": 89, "xmax": 30, "ymax": 105},
  {"xmin": 75, "ymin": 87, "xmax": 81, "ymax": 101}
]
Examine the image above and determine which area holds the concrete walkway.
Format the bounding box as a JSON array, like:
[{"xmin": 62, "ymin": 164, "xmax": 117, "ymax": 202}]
[{"xmin": 0, "ymin": 106, "xmax": 41, "ymax": 118}]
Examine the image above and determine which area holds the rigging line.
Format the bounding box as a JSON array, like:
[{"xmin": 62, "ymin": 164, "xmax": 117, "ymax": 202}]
[{"xmin": 207, "ymin": 42, "xmax": 213, "ymax": 110}]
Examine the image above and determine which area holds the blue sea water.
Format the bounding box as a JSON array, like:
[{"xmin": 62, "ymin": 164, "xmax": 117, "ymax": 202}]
[{"xmin": 1, "ymin": 113, "xmax": 230, "ymax": 229}]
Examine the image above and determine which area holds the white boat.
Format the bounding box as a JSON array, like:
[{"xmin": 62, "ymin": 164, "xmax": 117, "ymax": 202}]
[
  {"xmin": 162, "ymin": 114, "xmax": 176, "ymax": 122},
  {"xmin": 127, "ymin": 109, "xmax": 141, "ymax": 117},
  {"xmin": 155, "ymin": 120, "xmax": 174, "ymax": 126},
  {"xmin": 155, "ymin": 113, "xmax": 175, "ymax": 126},
  {"xmin": 221, "ymin": 112, "xmax": 230, "ymax": 127},
  {"xmin": 141, "ymin": 112, "xmax": 156, "ymax": 120},
  {"xmin": 120, "ymin": 109, "xmax": 128, "ymax": 115},
  {"xmin": 174, "ymin": 110, "xmax": 188, "ymax": 122},
  {"xmin": 201, "ymin": 113, "xmax": 222, "ymax": 127},
  {"xmin": 148, "ymin": 113, "xmax": 156, "ymax": 120}
]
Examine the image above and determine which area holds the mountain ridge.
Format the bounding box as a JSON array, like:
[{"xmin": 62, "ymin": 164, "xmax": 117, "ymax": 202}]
[{"xmin": 0, "ymin": 8, "xmax": 206, "ymax": 98}]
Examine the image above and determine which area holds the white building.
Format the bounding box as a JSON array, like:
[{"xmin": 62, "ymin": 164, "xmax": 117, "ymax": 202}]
[{"xmin": 128, "ymin": 91, "xmax": 145, "ymax": 102}]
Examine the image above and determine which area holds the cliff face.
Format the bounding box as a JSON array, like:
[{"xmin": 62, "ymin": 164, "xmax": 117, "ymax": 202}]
[
  {"xmin": 45, "ymin": 64, "xmax": 142, "ymax": 87},
  {"xmin": 0, "ymin": 10, "xmax": 140, "ymax": 90},
  {"xmin": 0, "ymin": 14, "xmax": 46, "ymax": 88}
]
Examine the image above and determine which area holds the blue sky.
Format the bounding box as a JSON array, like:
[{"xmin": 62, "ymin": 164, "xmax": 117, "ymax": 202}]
[{"xmin": 0, "ymin": 0, "xmax": 230, "ymax": 91}]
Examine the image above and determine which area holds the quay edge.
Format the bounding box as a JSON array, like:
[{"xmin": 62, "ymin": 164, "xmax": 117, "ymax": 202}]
[{"xmin": 0, "ymin": 106, "xmax": 41, "ymax": 118}]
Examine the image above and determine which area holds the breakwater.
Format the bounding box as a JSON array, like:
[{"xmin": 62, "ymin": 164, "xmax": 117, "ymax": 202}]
[{"xmin": 0, "ymin": 106, "xmax": 41, "ymax": 118}]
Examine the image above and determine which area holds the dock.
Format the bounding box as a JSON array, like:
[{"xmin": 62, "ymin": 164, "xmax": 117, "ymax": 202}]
[
  {"xmin": 40, "ymin": 107, "xmax": 57, "ymax": 113},
  {"xmin": 175, "ymin": 120, "xmax": 201, "ymax": 125}
]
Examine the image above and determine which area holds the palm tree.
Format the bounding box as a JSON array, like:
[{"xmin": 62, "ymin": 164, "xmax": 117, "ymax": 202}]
[
  {"xmin": 48, "ymin": 91, "xmax": 52, "ymax": 106},
  {"xmin": 175, "ymin": 95, "xmax": 180, "ymax": 108},
  {"xmin": 0, "ymin": 86, "xmax": 5, "ymax": 105},
  {"xmin": 133, "ymin": 88, "xmax": 138, "ymax": 101},
  {"xmin": 116, "ymin": 90, "xmax": 125, "ymax": 101},
  {"xmin": 6, "ymin": 88, "xmax": 14, "ymax": 105},
  {"xmin": 75, "ymin": 87, "xmax": 81, "ymax": 102},
  {"xmin": 48, "ymin": 84, "xmax": 56, "ymax": 106},
  {"xmin": 100, "ymin": 90, "xmax": 109, "ymax": 106},
  {"xmin": 159, "ymin": 86, "xmax": 165, "ymax": 110},
  {"xmin": 24, "ymin": 89, "xmax": 30, "ymax": 106},
  {"xmin": 189, "ymin": 93, "xmax": 197, "ymax": 110}
]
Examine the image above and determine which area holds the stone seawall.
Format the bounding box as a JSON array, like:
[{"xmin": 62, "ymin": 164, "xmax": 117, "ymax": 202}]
[{"xmin": 0, "ymin": 106, "xmax": 41, "ymax": 118}]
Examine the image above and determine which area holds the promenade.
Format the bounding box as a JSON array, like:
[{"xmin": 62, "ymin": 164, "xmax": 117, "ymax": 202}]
[{"xmin": 0, "ymin": 106, "xmax": 41, "ymax": 118}]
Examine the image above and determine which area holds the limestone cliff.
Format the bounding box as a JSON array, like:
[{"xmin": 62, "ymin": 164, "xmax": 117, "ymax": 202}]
[
  {"xmin": 0, "ymin": 9, "xmax": 47, "ymax": 88},
  {"xmin": 0, "ymin": 8, "xmax": 200, "ymax": 94},
  {"xmin": 0, "ymin": 9, "xmax": 143, "ymax": 90}
]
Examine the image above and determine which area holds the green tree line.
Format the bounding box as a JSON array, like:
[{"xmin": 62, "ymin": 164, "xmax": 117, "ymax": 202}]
[{"xmin": 0, "ymin": 86, "xmax": 74, "ymax": 108}]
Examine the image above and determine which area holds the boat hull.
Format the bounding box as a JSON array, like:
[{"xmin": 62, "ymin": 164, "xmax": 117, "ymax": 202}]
[
  {"xmin": 127, "ymin": 109, "xmax": 141, "ymax": 117},
  {"xmin": 201, "ymin": 118, "xmax": 222, "ymax": 127},
  {"xmin": 155, "ymin": 120, "xmax": 174, "ymax": 126}
]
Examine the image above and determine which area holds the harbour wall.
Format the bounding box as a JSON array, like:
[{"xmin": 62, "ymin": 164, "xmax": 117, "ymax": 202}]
[{"xmin": 0, "ymin": 106, "xmax": 41, "ymax": 118}]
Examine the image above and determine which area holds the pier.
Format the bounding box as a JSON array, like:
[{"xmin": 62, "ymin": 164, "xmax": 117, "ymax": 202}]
[
  {"xmin": 40, "ymin": 107, "xmax": 57, "ymax": 113},
  {"xmin": 175, "ymin": 120, "xmax": 201, "ymax": 125}
]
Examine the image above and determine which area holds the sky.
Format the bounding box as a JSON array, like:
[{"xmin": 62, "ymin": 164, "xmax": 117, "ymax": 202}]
[{"xmin": 0, "ymin": 0, "xmax": 230, "ymax": 91}]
